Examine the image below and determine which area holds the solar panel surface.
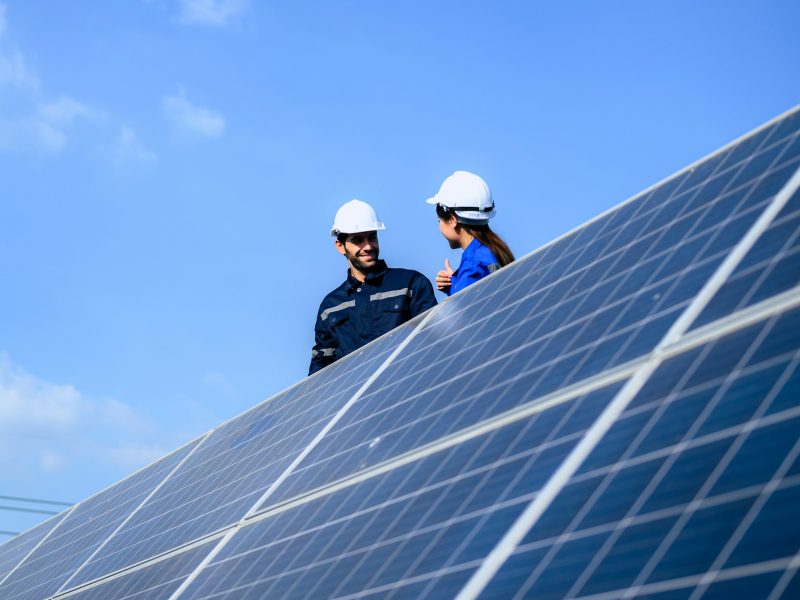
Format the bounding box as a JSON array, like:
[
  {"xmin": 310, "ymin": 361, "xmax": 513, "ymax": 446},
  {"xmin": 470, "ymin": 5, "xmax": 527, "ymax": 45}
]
[
  {"xmin": 0, "ymin": 513, "xmax": 67, "ymax": 586},
  {"xmin": 65, "ymin": 317, "xmax": 425, "ymax": 588},
  {"xmin": 2, "ymin": 105, "xmax": 798, "ymax": 600},
  {"xmin": 0, "ymin": 440, "xmax": 199, "ymax": 600}
]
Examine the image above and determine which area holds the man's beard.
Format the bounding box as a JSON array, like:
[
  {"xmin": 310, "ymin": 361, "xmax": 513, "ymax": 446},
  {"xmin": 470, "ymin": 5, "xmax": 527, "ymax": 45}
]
[{"xmin": 346, "ymin": 249, "xmax": 379, "ymax": 273}]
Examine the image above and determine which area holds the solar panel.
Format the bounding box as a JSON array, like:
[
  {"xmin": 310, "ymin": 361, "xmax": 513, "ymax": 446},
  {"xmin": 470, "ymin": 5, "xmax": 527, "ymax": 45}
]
[
  {"xmin": 0, "ymin": 513, "xmax": 67, "ymax": 587},
  {"xmin": 2, "ymin": 105, "xmax": 799, "ymax": 600},
  {"xmin": 63, "ymin": 317, "xmax": 425, "ymax": 588},
  {"xmin": 0, "ymin": 439, "xmax": 200, "ymax": 600}
]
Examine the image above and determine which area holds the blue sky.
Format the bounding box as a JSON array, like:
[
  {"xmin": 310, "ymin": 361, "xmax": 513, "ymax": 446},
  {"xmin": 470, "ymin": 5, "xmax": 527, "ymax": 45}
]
[{"xmin": 1, "ymin": 0, "xmax": 798, "ymax": 537}]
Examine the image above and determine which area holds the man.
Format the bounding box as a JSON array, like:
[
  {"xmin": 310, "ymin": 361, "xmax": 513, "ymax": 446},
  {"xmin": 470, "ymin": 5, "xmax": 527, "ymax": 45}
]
[{"xmin": 309, "ymin": 199, "xmax": 437, "ymax": 375}]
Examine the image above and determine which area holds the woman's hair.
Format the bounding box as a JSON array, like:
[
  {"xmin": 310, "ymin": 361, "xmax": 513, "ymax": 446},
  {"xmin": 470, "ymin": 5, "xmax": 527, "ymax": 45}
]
[
  {"xmin": 436, "ymin": 204, "xmax": 515, "ymax": 268},
  {"xmin": 462, "ymin": 223, "xmax": 515, "ymax": 267}
]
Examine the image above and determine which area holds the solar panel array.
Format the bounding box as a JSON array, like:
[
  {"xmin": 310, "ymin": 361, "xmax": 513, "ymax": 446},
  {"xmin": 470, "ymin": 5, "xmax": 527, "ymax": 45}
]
[{"xmin": 1, "ymin": 106, "xmax": 798, "ymax": 600}]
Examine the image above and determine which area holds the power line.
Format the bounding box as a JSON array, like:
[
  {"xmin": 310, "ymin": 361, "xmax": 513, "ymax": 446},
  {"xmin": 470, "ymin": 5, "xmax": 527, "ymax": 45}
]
[
  {"xmin": 0, "ymin": 505, "xmax": 59, "ymax": 516},
  {"xmin": 0, "ymin": 495, "xmax": 73, "ymax": 507},
  {"xmin": 0, "ymin": 530, "xmax": 20, "ymax": 537}
]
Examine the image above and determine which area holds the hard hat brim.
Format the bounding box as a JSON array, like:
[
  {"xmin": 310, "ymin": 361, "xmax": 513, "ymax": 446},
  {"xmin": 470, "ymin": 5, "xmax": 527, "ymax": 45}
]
[{"xmin": 330, "ymin": 222, "xmax": 386, "ymax": 237}]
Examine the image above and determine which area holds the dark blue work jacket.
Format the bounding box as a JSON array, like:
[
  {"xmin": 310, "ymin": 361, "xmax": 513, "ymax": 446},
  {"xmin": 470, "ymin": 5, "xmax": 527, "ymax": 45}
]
[
  {"xmin": 448, "ymin": 239, "xmax": 500, "ymax": 295},
  {"xmin": 309, "ymin": 261, "xmax": 437, "ymax": 375}
]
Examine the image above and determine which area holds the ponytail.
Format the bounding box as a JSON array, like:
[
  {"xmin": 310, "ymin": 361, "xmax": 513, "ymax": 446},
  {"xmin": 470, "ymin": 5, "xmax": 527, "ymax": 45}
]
[{"xmin": 461, "ymin": 223, "xmax": 515, "ymax": 267}]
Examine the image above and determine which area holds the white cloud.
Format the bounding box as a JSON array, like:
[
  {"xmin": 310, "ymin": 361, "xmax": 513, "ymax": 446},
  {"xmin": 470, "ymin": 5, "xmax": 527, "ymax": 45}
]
[
  {"xmin": 178, "ymin": 0, "xmax": 249, "ymax": 27},
  {"xmin": 113, "ymin": 125, "xmax": 157, "ymax": 166},
  {"xmin": 0, "ymin": 354, "xmax": 143, "ymax": 433},
  {"xmin": 0, "ymin": 354, "xmax": 161, "ymax": 474},
  {"xmin": 0, "ymin": 96, "xmax": 97, "ymax": 154},
  {"xmin": 0, "ymin": 9, "xmax": 106, "ymax": 156},
  {"xmin": 0, "ymin": 49, "xmax": 39, "ymax": 91},
  {"xmin": 39, "ymin": 95, "xmax": 98, "ymax": 126},
  {"xmin": 163, "ymin": 90, "xmax": 225, "ymax": 139}
]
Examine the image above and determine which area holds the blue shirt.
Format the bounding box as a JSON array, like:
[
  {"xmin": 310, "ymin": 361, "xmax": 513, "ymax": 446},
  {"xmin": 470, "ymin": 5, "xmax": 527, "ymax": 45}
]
[
  {"xmin": 449, "ymin": 239, "xmax": 500, "ymax": 296},
  {"xmin": 310, "ymin": 261, "xmax": 437, "ymax": 375}
]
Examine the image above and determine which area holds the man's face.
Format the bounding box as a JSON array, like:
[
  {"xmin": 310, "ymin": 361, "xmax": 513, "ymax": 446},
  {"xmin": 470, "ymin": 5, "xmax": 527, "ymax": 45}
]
[{"xmin": 336, "ymin": 231, "xmax": 380, "ymax": 271}]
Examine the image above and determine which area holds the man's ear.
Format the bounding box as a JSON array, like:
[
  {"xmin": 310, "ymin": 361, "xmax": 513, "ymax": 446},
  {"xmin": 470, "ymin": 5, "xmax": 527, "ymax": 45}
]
[{"xmin": 334, "ymin": 238, "xmax": 346, "ymax": 256}]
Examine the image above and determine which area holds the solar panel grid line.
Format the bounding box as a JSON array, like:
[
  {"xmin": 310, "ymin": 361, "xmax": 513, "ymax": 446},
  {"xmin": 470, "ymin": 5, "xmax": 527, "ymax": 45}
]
[
  {"xmin": 517, "ymin": 337, "xmax": 752, "ymax": 596},
  {"xmin": 167, "ymin": 306, "xmax": 443, "ymax": 600},
  {"xmin": 556, "ymin": 312, "xmax": 789, "ymax": 598},
  {"xmin": 52, "ymin": 535, "xmax": 222, "ymax": 599},
  {"xmin": 0, "ymin": 510, "xmax": 75, "ymax": 588},
  {"xmin": 480, "ymin": 321, "xmax": 800, "ymax": 593},
  {"xmin": 174, "ymin": 385, "xmax": 624, "ymax": 599},
  {"xmin": 63, "ymin": 332, "xmax": 417, "ymax": 589},
  {"xmin": 664, "ymin": 284, "xmax": 800, "ymax": 363},
  {"xmin": 709, "ymin": 195, "xmax": 800, "ymax": 317},
  {"xmin": 570, "ymin": 556, "xmax": 797, "ymax": 600},
  {"xmin": 392, "ymin": 389, "xmax": 622, "ymax": 600},
  {"xmin": 453, "ymin": 159, "xmax": 800, "ymax": 599},
  {"xmin": 766, "ymin": 552, "xmax": 800, "ymax": 600},
  {"xmin": 236, "ymin": 359, "xmax": 639, "ymax": 528},
  {"xmin": 641, "ymin": 352, "xmax": 800, "ymax": 599},
  {"xmin": 53, "ymin": 429, "xmax": 216, "ymax": 597},
  {"xmin": 0, "ymin": 441, "xmax": 207, "ymax": 600},
  {"xmin": 568, "ymin": 379, "xmax": 800, "ymax": 494},
  {"xmin": 510, "ymin": 471, "xmax": 800, "ymax": 566},
  {"xmin": 325, "ymin": 431, "xmax": 543, "ymax": 598},
  {"xmin": 288, "ymin": 389, "xmax": 610, "ymax": 600}
]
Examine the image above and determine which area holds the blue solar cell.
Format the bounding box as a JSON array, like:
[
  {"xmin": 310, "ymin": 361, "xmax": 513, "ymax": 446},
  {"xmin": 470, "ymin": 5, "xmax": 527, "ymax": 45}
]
[
  {"xmin": 0, "ymin": 513, "xmax": 67, "ymax": 586},
  {"xmin": 66, "ymin": 318, "xmax": 423, "ymax": 588},
  {"xmin": 180, "ymin": 384, "xmax": 625, "ymax": 599},
  {"xmin": 0, "ymin": 440, "xmax": 198, "ymax": 600},
  {"xmin": 693, "ymin": 191, "xmax": 800, "ymax": 329},
  {"xmin": 488, "ymin": 305, "xmax": 800, "ymax": 599},
  {"xmin": 700, "ymin": 573, "xmax": 785, "ymax": 600},
  {"xmin": 724, "ymin": 485, "xmax": 800, "ymax": 568},
  {"xmin": 58, "ymin": 541, "xmax": 214, "ymax": 600}
]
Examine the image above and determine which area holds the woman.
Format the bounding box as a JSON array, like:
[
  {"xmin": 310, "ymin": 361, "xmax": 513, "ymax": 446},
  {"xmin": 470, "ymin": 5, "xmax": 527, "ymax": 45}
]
[{"xmin": 426, "ymin": 170, "xmax": 515, "ymax": 295}]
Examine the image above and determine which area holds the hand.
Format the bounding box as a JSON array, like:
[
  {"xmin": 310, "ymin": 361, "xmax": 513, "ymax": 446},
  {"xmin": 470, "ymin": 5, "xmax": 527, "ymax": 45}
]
[{"xmin": 435, "ymin": 258, "xmax": 454, "ymax": 293}]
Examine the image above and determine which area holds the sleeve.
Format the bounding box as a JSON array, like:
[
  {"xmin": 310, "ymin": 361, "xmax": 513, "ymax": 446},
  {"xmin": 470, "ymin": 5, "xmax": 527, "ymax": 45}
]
[
  {"xmin": 309, "ymin": 305, "xmax": 337, "ymax": 375},
  {"xmin": 451, "ymin": 260, "xmax": 488, "ymax": 295},
  {"xmin": 409, "ymin": 272, "xmax": 438, "ymax": 316}
]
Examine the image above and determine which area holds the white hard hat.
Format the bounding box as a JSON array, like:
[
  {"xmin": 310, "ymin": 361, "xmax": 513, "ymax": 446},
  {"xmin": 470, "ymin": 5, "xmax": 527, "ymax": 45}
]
[
  {"xmin": 426, "ymin": 170, "xmax": 496, "ymax": 224},
  {"xmin": 331, "ymin": 199, "xmax": 386, "ymax": 237}
]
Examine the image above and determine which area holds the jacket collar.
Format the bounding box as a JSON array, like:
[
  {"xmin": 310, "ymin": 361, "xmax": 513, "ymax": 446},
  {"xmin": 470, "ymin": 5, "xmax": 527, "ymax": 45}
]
[{"xmin": 346, "ymin": 260, "xmax": 389, "ymax": 291}]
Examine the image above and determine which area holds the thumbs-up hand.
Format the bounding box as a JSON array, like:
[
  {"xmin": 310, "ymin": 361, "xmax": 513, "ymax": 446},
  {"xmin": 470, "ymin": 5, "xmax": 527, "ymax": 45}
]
[{"xmin": 436, "ymin": 259, "xmax": 454, "ymax": 293}]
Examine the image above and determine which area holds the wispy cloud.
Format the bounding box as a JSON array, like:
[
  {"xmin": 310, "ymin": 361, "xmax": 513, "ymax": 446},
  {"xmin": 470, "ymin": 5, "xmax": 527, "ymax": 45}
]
[
  {"xmin": 0, "ymin": 10, "xmax": 101, "ymax": 155},
  {"xmin": 163, "ymin": 89, "xmax": 226, "ymax": 139},
  {"xmin": 39, "ymin": 95, "xmax": 98, "ymax": 126},
  {"xmin": 0, "ymin": 95, "xmax": 98, "ymax": 154},
  {"xmin": 113, "ymin": 125, "xmax": 158, "ymax": 167},
  {"xmin": 0, "ymin": 49, "xmax": 39, "ymax": 91},
  {"xmin": 0, "ymin": 353, "xmax": 164, "ymax": 472},
  {"xmin": 178, "ymin": 0, "xmax": 249, "ymax": 27}
]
